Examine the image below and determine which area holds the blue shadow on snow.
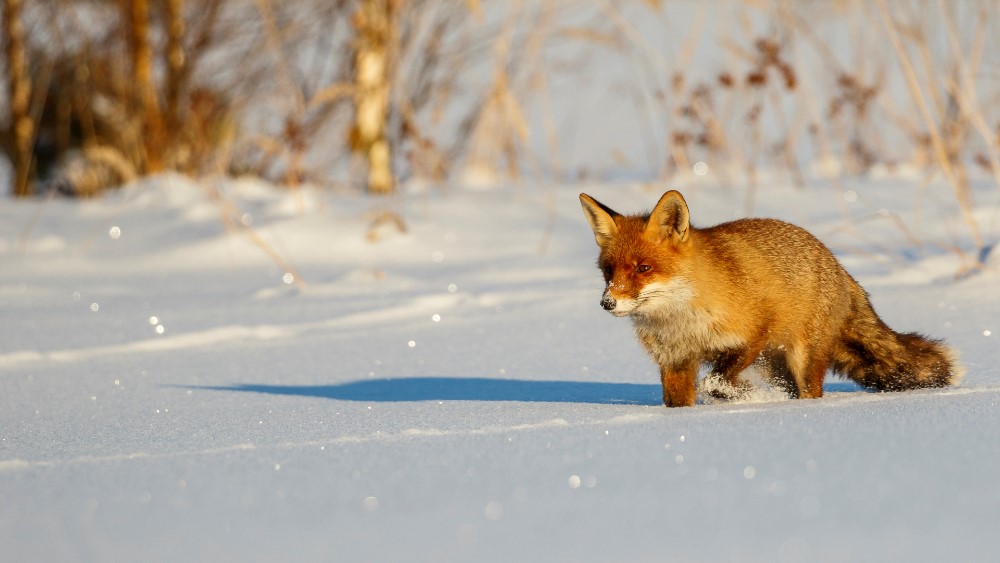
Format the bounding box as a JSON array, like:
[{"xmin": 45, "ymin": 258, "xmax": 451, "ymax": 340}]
[
  {"xmin": 188, "ymin": 377, "xmax": 865, "ymax": 405},
  {"xmin": 192, "ymin": 377, "xmax": 662, "ymax": 405}
]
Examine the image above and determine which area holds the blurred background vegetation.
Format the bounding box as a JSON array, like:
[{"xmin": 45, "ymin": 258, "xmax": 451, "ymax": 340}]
[
  {"xmin": 2, "ymin": 0, "xmax": 999, "ymax": 258},
  {"xmin": 2, "ymin": 0, "xmax": 598, "ymax": 197}
]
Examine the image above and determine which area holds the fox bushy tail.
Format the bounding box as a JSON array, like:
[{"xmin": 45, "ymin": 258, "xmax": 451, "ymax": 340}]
[{"xmin": 833, "ymin": 290, "xmax": 963, "ymax": 391}]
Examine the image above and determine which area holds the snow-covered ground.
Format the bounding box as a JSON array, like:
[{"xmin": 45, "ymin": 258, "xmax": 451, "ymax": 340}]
[{"xmin": 2, "ymin": 174, "xmax": 999, "ymax": 562}]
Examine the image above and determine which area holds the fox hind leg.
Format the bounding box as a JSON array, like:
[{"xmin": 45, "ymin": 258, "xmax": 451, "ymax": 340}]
[
  {"xmin": 757, "ymin": 349, "xmax": 797, "ymax": 397},
  {"xmin": 786, "ymin": 341, "xmax": 831, "ymax": 399}
]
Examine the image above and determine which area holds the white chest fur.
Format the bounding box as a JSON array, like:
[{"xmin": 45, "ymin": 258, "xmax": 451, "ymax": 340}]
[{"xmin": 629, "ymin": 279, "xmax": 744, "ymax": 368}]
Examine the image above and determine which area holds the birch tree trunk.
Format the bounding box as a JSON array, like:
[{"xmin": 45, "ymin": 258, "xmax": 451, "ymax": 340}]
[{"xmin": 352, "ymin": 0, "xmax": 396, "ymax": 194}]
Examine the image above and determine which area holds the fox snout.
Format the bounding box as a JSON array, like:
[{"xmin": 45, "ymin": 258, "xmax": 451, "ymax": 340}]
[{"xmin": 600, "ymin": 289, "xmax": 634, "ymax": 316}]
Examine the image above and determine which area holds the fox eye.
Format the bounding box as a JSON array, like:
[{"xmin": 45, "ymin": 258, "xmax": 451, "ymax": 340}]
[{"xmin": 636, "ymin": 264, "xmax": 651, "ymax": 273}]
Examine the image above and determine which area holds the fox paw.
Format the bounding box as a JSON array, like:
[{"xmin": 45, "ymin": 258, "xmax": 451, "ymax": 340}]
[{"xmin": 698, "ymin": 375, "xmax": 751, "ymax": 403}]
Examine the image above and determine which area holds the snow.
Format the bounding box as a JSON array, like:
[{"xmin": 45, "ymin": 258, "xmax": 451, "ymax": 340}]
[{"xmin": 2, "ymin": 173, "xmax": 1000, "ymax": 562}]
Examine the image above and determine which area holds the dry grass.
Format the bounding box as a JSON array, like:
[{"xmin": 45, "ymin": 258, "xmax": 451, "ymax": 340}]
[
  {"xmin": 3, "ymin": 0, "xmax": 998, "ymax": 270},
  {"xmin": 1, "ymin": 0, "xmax": 241, "ymax": 195},
  {"xmin": 599, "ymin": 0, "xmax": 999, "ymax": 271}
]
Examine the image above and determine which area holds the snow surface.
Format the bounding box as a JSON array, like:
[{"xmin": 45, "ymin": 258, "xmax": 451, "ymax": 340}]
[{"xmin": 2, "ymin": 174, "xmax": 1000, "ymax": 562}]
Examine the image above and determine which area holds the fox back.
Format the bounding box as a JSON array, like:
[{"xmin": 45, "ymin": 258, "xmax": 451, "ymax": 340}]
[{"xmin": 580, "ymin": 190, "xmax": 961, "ymax": 407}]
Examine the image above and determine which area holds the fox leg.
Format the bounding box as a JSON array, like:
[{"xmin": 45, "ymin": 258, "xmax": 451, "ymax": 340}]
[
  {"xmin": 702, "ymin": 335, "xmax": 770, "ymax": 400},
  {"xmin": 758, "ymin": 350, "xmax": 796, "ymax": 396},
  {"xmin": 787, "ymin": 342, "xmax": 831, "ymax": 399},
  {"xmin": 661, "ymin": 361, "xmax": 699, "ymax": 407},
  {"xmin": 703, "ymin": 348, "xmax": 758, "ymax": 400},
  {"xmin": 710, "ymin": 338, "xmax": 768, "ymax": 386}
]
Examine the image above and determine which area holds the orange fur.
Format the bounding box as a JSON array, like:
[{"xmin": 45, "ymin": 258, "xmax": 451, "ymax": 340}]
[{"xmin": 580, "ymin": 190, "xmax": 962, "ymax": 407}]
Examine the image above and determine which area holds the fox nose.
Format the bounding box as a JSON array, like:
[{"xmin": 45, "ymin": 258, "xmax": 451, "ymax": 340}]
[{"xmin": 601, "ymin": 295, "xmax": 616, "ymax": 311}]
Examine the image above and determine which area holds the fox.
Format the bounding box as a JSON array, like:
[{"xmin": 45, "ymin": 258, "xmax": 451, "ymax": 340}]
[{"xmin": 579, "ymin": 190, "xmax": 962, "ymax": 407}]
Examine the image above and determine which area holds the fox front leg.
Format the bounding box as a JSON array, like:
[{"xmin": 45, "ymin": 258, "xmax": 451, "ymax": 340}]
[{"xmin": 660, "ymin": 362, "xmax": 698, "ymax": 407}]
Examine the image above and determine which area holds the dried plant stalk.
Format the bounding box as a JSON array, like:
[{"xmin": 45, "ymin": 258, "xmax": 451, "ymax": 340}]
[
  {"xmin": 874, "ymin": 0, "xmax": 984, "ymax": 256},
  {"xmin": 4, "ymin": 0, "xmax": 34, "ymax": 197},
  {"xmin": 165, "ymin": 0, "xmax": 186, "ymax": 138},
  {"xmin": 124, "ymin": 0, "xmax": 165, "ymax": 172},
  {"xmin": 940, "ymin": 3, "xmax": 1000, "ymax": 199}
]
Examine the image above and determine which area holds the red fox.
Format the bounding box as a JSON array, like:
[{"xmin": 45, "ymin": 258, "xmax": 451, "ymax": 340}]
[{"xmin": 580, "ymin": 190, "xmax": 962, "ymax": 407}]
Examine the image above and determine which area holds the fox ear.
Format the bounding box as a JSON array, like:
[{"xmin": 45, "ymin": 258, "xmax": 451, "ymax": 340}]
[
  {"xmin": 645, "ymin": 190, "xmax": 690, "ymax": 244},
  {"xmin": 579, "ymin": 193, "xmax": 620, "ymax": 247}
]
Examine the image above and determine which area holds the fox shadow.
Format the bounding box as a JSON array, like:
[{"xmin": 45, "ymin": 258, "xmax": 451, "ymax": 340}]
[
  {"xmin": 192, "ymin": 377, "xmax": 662, "ymax": 405},
  {"xmin": 187, "ymin": 377, "xmax": 865, "ymax": 405}
]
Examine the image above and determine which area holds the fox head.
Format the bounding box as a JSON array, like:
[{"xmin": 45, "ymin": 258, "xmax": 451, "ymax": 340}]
[{"xmin": 579, "ymin": 190, "xmax": 694, "ymax": 317}]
